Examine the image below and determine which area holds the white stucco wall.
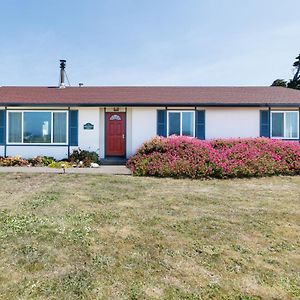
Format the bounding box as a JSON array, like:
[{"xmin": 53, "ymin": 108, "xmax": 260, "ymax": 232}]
[
  {"xmin": 1, "ymin": 106, "xmax": 268, "ymax": 160},
  {"xmin": 129, "ymin": 107, "xmax": 157, "ymax": 156},
  {"xmin": 205, "ymin": 107, "xmax": 260, "ymax": 139},
  {"xmin": 6, "ymin": 146, "xmax": 68, "ymax": 160},
  {"xmin": 0, "ymin": 146, "xmax": 4, "ymax": 157},
  {"xmin": 99, "ymin": 108, "xmax": 105, "ymax": 158},
  {"xmin": 77, "ymin": 108, "xmax": 101, "ymax": 155},
  {"xmin": 127, "ymin": 107, "xmax": 262, "ymax": 157}
]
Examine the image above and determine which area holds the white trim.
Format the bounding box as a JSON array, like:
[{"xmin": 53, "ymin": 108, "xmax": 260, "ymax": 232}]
[
  {"xmin": 7, "ymin": 110, "xmax": 69, "ymax": 145},
  {"xmin": 270, "ymin": 110, "xmax": 299, "ymax": 139},
  {"xmin": 51, "ymin": 112, "xmax": 53, "ymax": 143},
  {"xmin": 167, "ymin": 110, "xmax": 195, "ymax": 137}
]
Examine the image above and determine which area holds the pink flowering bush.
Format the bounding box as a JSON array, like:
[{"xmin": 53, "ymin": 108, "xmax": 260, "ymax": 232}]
[{"xmin": 127, "ymin": 136, "xmax": 300, "ymax": 179}]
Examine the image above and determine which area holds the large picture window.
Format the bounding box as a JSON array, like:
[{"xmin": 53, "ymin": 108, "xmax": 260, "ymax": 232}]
[
  {"xmin": 8, "ymin": 111, "xmax": 68, "ymax": 144},
  {"xmin": 271, "ymin": 111, "xmax": 299, "ymax": 139},
  {"xmin": 167, "ymin": 111, "xmax": 195, "ymax": 137}
]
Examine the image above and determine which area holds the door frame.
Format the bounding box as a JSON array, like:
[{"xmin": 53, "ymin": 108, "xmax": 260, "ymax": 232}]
[{"xmin": 104, "ymin": 108, "xmax": 126, "ymax": 158}]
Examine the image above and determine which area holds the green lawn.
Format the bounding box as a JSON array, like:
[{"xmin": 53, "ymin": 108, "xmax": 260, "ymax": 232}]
[{"xmin": 0, "ymin": 173, "xmax": 299, "ymax": 299}]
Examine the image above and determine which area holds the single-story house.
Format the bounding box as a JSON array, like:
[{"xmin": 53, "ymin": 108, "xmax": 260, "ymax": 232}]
[
  {"xmin": 0, "ymin": 85, "xmax": 299, "ymax": 160},
  {"xmin": 0, "ymin": 61, "xmax": 299, "ymax": 160}
]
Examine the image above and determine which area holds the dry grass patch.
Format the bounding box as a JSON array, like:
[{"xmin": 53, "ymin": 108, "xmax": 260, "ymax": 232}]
[{"xmin": 0, "ymin": 173, "xmax": 299, "ymax": 299}]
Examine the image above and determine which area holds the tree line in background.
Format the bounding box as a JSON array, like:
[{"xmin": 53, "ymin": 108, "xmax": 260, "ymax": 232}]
[{"xmin": 271, "ymin": 54, "xmax": 300, "ymax": 89}]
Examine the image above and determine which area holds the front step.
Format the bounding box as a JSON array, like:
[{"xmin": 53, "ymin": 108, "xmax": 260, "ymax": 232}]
[{"xmin": 100, "ymin": 158, "xmax": 127, "ymax": 165}]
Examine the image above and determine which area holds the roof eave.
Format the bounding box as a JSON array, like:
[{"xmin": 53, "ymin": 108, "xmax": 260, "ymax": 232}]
[{"xmin": 2, "ymin": 102, "xmax": 300, "ymax": 107}]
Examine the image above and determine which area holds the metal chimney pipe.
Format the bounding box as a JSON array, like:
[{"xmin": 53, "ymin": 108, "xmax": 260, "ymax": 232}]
[{"xmin": 59, "ymin": 60, "xmax": 66, "ymax": 88}]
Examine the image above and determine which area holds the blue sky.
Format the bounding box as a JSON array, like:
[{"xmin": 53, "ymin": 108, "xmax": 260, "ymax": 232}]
[{"xmin": 0, "ymin": 0, "xmax": 299, "ymax": 86}]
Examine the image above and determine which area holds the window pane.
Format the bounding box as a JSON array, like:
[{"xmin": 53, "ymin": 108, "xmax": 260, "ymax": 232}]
[
  {"xmin": 285, "ymin": 112, "xmax": 298, "ymax": 138},
  {"xmin": 53, "ymin": 112, "xmax": 67, "ymax": 143},
  {"xmin": 8, "ymin": 112, "xmax": 22, "ymax": 143},
  {"xmin": 169, "ymin": 112, "xmax": 180, "ymax": 135},
  {"xmin": 23, "ymin": 112, "xmax": 51, "ymax": 143},
  {"xmin": 182, "ymin": 112, "xmax": 194, "ymax": 136},
  {"xmin": 272, "ymin": 113, "xmax": 284, "ymax": 137}
]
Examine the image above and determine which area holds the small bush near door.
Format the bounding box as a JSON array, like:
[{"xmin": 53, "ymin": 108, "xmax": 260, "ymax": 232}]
[
  {"xmin": 127, "ymin": 136, "xmax": 300, "ymax": 179},
  {"xmin": 69, "ymin": 148, "xmax": 99, "ymax": 167}
]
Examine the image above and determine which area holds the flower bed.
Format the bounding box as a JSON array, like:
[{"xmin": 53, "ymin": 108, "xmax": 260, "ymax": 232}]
[
  {"xmin": 127, "ymin": 136, "xmax": 300, "ymax": 179},
  {"xmin": 0, "ymin": 149, "xmax": 100, "ymax": 168}
]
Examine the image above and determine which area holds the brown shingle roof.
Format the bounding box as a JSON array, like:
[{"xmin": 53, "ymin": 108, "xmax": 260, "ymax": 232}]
[{"xmin": 0, "ymin": 86, "xmax": 299, "ymax": 106}]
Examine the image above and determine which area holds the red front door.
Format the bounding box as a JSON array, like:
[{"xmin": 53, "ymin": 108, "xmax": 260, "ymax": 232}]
[{"xmin": 105, "ymin": 112, "xmax": 126, "ymax": 156}]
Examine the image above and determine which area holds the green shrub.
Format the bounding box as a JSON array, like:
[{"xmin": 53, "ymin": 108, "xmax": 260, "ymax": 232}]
[
  {"xmin": 69, "ymin": 149, "xmax": 99, "ymax": 167},
  {"xmin": 28, "ymin": 156, "xmax": 55, "ymax": 167}
]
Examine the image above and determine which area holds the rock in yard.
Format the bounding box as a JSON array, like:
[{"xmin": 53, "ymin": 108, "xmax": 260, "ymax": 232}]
[{"xmin": 90, "ymin": 163, "xmax": 100, "ymax": 168}]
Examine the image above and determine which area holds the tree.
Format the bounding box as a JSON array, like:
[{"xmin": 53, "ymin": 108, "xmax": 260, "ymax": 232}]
[
  {"xmin": 271, "ymin": 79, "xmax": 287, "ymax": 87},
  {"xmin": 287, "ymin": 54, "xmax": 300, "ymax": 89},
  {"xmin": 271, "ymin": 54, "xmax": 300, "ymax": 90}
]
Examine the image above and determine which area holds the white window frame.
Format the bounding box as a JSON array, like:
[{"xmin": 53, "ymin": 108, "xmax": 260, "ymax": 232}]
[
  {"xmin": 270, "ymin": 111, "xmax": 299, "ymax": 139},
  {"xmin": 7, "ymin": 110, "xmax": 69, "ymax": 145},
  {"xmin": 167, "ymin": 110, "xmax": 195, "ymax": 137}
]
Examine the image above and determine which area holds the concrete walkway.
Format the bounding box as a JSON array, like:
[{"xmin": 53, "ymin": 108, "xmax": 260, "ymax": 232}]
[{"xmin": 0, "ymin": 166, "xmax": 132, "ymax": 175}]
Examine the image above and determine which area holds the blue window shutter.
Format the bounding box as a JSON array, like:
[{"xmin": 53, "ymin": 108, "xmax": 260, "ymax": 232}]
[
  {"xmin": 69, "ymin": 110, "xmax": 78, "ymax": 146},
  {"xmin": 157, "ymin": 110, "xmax": 167, "ymax": 137},
  {"xmin": 260, "ymin": 110, "xmax": 270, "ymax": 137},
  {"xmin": 0, "ymin": 110, "xmax": 6, "ymax": 145},
  {"xmin": 195, "ymin": 110, "xmax": 205, "ymax": 140}
]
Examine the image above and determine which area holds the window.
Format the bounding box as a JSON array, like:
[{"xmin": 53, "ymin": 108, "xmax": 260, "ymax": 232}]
[
  {"xmin": 8, "ymin": 111, "xmax": 68, "ymax": 144},
  {"xmin": 24, "ymin": 112, "xmax": 52, "ymax": 143},
  {"xmin": 8, "ymin": 112, "xmax": 22, "ymax": 143},
  {"xmin": 169, "ymin": 112, "xmax": 180, "ymax": 135},
  {"xmin": 168, "ymin": 111, "xmax": 195, "ymax": 137},
  {"xmin": 271, "ymin": 111, "xmax": 299, "ymax": 139},
  {"xmin": 53, "ymin": 112, "xmax": 67, "ymax": 143}
]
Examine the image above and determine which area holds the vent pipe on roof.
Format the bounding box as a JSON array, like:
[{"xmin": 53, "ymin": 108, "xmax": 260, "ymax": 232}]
[{"xmin": 59, "ymin": 59, "xmax": 66, "ymax": 88}]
